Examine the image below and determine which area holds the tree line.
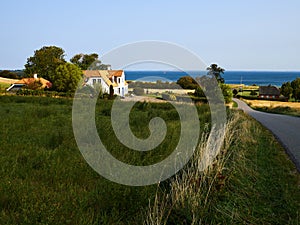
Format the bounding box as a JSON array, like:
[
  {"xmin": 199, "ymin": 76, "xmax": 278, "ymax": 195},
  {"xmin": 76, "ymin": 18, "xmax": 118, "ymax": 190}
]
[
  {"xmin": 280, "ymin": 78, "xmax": 300, "ymax": 101},
  {"xmin": 2, "ymin": 46, "xmax": 233, "ymax": 103},
  {"xmin": 22, "ymin": 46, "xmax": 109, "ymax": 92},
  {"xmin": 176, "ymin": 64, "xmax": 232, "ymax": 103},
  {"xmin": 0, "ymin": 70, "xmax": 24, "ymax": 79},
  {"xmin": 128, "ymin": 80, "xmax": 180, "ymax": 89},
  {"xmin": 131, "ymin": 64, "xmax": 232, "ymax": 103}
]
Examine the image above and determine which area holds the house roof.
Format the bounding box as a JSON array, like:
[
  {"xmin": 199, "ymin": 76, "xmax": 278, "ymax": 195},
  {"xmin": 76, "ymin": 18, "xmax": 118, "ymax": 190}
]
[
  {"xmin": 108, "ymin": 70, "xmax": 123, "ymax": 77},
  {"xmin": 15, "ymin": 77, "xmax": 52, "ymax": 89},
  {"xmin": 259, "ymin": 86, "xmax": 280, "ymax": 96},
  {"xmin": 83, "ymin": 70, "xmax": 123, "ymax": 78},
  {"xmin": 83, "ymin": 70, "xmax": 124, "ymax": 87}
]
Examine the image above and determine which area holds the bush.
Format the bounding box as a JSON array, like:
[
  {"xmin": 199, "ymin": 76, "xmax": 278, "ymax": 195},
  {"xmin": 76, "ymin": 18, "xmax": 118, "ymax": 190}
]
[
  {"xmin": 194, "ymin": 87, "xmax": 205, "ymax": 97},
  {"xmin": 161, "ymin": 93, "xmax": 176, "ymax": 101},
  {"xmin": 133, "ymin": 87, "xmax": 144, "ymax": 96},
  {"xmin": 233, "ymin": 89, "xmax": 238, "ymax": 97},
  {"xmin": 221, "ymin": 84, "xmax": 233, "ymax": 103},
  {"xmin": 250, "ymin": 90, "xmax": 257, "ymax": 96},
  {"xmin": 15, "ymin": 88, "xmax": 75, "ymax": 98}
]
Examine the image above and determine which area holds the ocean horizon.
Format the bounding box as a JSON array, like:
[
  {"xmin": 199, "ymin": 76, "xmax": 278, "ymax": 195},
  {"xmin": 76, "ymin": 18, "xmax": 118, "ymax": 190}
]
[{"xmin": 125, "ymin": 70, "xmax": 300, "ymax": 87}]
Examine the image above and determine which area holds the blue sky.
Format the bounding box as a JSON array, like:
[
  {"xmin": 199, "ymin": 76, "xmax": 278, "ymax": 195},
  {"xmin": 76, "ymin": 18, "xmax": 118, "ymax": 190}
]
[{"xmin": 1, "ymin": 0, "xmax": 300, "ymax": 70}]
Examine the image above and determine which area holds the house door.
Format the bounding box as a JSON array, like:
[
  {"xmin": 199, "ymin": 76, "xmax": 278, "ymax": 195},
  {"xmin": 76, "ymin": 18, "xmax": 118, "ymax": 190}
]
[{"xmin": 109, "ymin": 85, "xmax": 114, "ymax": 98}]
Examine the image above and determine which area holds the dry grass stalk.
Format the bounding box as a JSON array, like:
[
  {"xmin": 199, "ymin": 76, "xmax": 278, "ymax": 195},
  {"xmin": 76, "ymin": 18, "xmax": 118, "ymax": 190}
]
[{"xmin": 145, "ymin": 113, "xmax": 242, "ymax": 224}]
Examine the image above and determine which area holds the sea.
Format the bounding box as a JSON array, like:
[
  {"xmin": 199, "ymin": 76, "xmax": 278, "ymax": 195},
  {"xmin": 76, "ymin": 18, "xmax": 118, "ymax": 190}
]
[{"xmin": 125, "ymin": 71, "xmax": 300, "ymax": 87}]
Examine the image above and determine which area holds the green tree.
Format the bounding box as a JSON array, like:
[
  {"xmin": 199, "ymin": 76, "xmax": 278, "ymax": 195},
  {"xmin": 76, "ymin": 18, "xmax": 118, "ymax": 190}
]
[
  {"xmin": 0, "ymin": 70, "xmax": 18, "ymax": 79},
  {"xmin": 232, "ymin": 89, "xmax": 238, "ymax": 97},
  {"xmin": 176, "ymin": 76, "xmax": 199, "ymax": 89},
  {"xmin": 220, "ymin": 84, "xmax": 233, "ymax": 103},
  {"xmin": 194, "ymin": 86, "xmax": 205, "ymax": 97},
  {"xmin": 250, "ymin": 90, "xmax": 257, "ymax": 96},
  {"xmin": 24, "ymin": 46, "xmax": 66, "ymax": 81},
  {"xmin": 281, "ymin": 81, "xmax": 293, "ymax": 99},
  {"xmin": 207, "ymin": 63, "xmax": 225, "ymax": 83},
  {"xmin": 70, "ymin": 53, "xmax": 109, "ymax": 70},
  {"xmin": 291, "ymin": 78, "xmax": 300, "ymax": 100},
  {"xmin": 52, "ymin": 63, "xmax": 82, "ymax": 92}
]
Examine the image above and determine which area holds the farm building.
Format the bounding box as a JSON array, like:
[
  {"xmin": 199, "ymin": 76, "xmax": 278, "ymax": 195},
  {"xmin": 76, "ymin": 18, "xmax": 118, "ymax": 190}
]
[
  {"xmin": 6, "ymin": 74, "xmax": 52, "ymax": 91},
  {"xmin": 258, "ymin": 86, "xmax": 280, "ymax": 99}
]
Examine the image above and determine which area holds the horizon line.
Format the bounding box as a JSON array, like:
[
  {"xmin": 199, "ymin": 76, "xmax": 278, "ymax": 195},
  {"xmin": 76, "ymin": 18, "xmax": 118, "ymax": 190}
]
[
  {"xmin": 124, "ymin": 69, "xmax": 300, "ymax": 72},
  {"xmin": 1, "ymin": 68, "xmax": 300, "ymax": 72}
]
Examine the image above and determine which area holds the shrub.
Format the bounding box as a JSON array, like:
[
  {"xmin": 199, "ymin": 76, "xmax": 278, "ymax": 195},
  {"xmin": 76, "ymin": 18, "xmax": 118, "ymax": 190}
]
[
  {"xmin": 221, "ymin": 84, "xmax": 233, "ymax": 103},
  {"xmin": 161, "ymin": 93, "xmax": 176, "ymax": 101},
  {"xmin": 232, "ymin": 89, "xmax": 238, "ymax": 96},
  {"xmin": 250, "ymin": 90, "xmax": 257, "ymax": 96},
  {"xmin": 133, "ymin": 87, "xmax": 144, "ymax": 96}
]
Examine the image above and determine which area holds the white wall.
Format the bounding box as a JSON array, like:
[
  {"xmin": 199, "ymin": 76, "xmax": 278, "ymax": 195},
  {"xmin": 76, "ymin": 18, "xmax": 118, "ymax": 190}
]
[{"xmin": 85, "ymin": 71, "xmax": 128, "ymax": 96}]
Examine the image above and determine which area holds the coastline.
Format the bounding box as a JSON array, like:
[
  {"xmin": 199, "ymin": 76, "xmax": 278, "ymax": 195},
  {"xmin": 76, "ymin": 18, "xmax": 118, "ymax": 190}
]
[{"xmin": 125, "ymin": 70, "xmax": 300, "ymax": 86}]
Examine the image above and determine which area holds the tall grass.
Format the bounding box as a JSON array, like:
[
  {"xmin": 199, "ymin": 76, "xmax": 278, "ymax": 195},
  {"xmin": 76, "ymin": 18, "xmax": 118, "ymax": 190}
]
[
  {"xmin": 144, "ymin": 113, "xmax": 239, "ymax": 225},
  {"xmin": 0, "ymin": 96, "xmax": 299, "ymax": 224},
  {"xmin": 145, "ymin": 111, "xmax": 300, "ymax": 224}
]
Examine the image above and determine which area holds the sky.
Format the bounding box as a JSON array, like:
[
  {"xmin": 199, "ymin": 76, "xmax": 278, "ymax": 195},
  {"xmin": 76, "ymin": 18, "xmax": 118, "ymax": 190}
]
[{"xmin": 0, "ymin": 0, "xmax": 300, "ymax": 71}]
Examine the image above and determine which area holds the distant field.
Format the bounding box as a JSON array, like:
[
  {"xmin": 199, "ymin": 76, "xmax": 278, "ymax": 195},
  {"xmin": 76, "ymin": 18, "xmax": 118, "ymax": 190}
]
[
  {"xmin": 128, "ymin": 88, "xmax": 194, "ymax": 95},
  {"xmin": 228, "ymin": 84, "xmax": 259, "ymax": 90},
  {"xmin": 0, "ymin": 77, "xmax": 18, "ymax": 92},
  {"xmin": 244, "ymin": 99, "xmax": 300, "ymax": 109},
  {"xmin": 244, "ymin": 99, "xmax": 300, "ymax": 116},
  {"xmin": 0, "ymin": 77, "xmax": 18, "ymax": 84}
]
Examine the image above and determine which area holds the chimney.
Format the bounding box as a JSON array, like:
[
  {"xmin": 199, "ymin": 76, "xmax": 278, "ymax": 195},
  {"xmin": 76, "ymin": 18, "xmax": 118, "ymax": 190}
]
[
  {"xmin": 107, "ymin": 65, "xmax": 111, "ymax": 70},
  {"xmin": 33, "ymin": 74, "xmax": 38, "ymax": 79}
]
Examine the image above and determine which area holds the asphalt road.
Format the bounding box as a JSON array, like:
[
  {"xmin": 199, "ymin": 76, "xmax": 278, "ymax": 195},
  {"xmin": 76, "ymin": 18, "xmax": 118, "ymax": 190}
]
[{"xmin": 233, "ymin": 98, "xmax": 300, "ymax": 172}]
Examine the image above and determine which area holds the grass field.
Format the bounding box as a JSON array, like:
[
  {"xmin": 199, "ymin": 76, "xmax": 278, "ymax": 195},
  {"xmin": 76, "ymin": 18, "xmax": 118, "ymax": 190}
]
[
  {"xmin": 0, "ymin": 96, "xmax": 299, "ymax": 224},
  {"xmin": 0, "ymin": 82, "xmax": 10, "ymax": 92},
  {"xmin": 244, "ymin": 99, "xmax": 300, "ymax": 117},
  {"xmin": 228, "ymin": 84, "xmax": 259, "ymax": 90}
]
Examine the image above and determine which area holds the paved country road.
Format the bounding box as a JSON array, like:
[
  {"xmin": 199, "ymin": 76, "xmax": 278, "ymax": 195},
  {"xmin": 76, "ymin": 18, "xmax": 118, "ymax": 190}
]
[{"xmin": 233, "ymin": 98, "xmax": 300, "ymax": 172}]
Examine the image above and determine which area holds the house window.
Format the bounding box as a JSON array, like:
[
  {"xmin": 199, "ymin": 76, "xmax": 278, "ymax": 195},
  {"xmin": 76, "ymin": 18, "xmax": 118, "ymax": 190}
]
[
  {"xmin": 97, "ymin": 79, "xmax": 101, "ymax": 83},
  {"xmin": 93, "ymin": 79, "xmax": 96, "ymax": 85},
  {"xmin": 118, "ymin": 78, "xmax": 120, "ymax": 83},
  {"xmin": 118, "ymin": 88, "xmax": 120, "ymax": 94}
]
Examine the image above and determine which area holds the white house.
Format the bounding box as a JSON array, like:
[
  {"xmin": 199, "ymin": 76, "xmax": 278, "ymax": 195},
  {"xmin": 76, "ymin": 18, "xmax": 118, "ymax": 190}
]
[{"xmin": 83, "ymin": 70, "xmax": 128, "ymax": 97}]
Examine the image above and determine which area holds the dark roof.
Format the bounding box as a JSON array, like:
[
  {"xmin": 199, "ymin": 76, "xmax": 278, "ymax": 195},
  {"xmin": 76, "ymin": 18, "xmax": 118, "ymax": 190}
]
[{"xmin": 259, "ymin": 86, "xmax": 280, "ymax": 96}]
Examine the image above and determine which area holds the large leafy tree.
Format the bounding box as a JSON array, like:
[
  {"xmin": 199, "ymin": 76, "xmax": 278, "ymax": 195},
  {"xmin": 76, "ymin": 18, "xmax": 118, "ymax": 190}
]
[
  {"xmin": 206, "ymin": 64, "xmax": 232, "ymax": 102},
  {"xmin": 176, "ymin": 76, "xmax": 199, "ymax": 89},
  {"xmin": 24, "ymin": 46, "xmax": 66, "ymax": 81},
  {"xmin": 70, "ymin": 53, "xmax": 109, "ymax": 70},
  {"xmin": 280, "ymin": 81, "xmax": 293, "ymax": 99},
  {"xmin": 207, "ymin": 63, "xmax": 225, "ymax": 83},
  {"xmin": 53, "ymin": 63, "xmax": 82, "ymax": 92},
  {"xmin": 291, "ymin": 78, "xmax": 300, "ymax": 101}
]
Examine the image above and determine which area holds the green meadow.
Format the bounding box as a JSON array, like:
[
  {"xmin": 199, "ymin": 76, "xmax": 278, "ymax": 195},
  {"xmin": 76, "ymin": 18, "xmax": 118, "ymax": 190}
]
[{"xmin": 0, "ymin": 96, "xmax": 299, "ymax": 224}]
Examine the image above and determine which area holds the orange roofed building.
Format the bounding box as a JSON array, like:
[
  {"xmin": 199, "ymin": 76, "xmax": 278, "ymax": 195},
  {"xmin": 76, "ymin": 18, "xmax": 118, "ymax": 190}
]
[
  {"xmin": 6, "ymin": 74, "xmax": 52, "ymax": 91},
  {"xmin": 83, "ymin": 70, "xmax": 128, "ymax": 97}
]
